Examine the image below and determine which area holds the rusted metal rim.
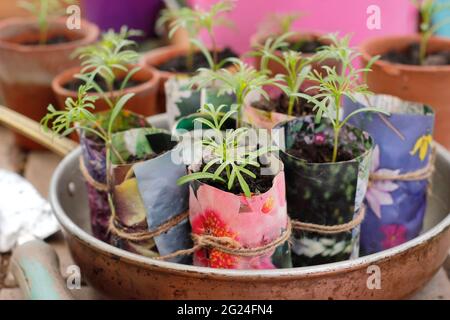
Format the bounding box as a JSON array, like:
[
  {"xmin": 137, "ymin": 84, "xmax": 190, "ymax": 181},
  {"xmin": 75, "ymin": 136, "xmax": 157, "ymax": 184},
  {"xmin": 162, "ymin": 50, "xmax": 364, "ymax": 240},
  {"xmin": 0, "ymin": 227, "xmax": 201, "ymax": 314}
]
[{"xmin": 50, "ymin": 144, "xmax": 450, "ymax": 279}]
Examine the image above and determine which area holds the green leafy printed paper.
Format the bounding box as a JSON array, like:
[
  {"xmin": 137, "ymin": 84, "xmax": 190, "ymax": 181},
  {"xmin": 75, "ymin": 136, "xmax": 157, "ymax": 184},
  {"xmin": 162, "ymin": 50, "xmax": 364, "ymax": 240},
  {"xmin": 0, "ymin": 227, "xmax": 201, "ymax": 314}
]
[
  {"xmin": 165, "ymin": 75, "xmax": 235, "ymax": 128},
  {"xmin": 110, "ymin": 128, "xmax": 192, "ymax": 263},
  {"xmin": 274, "ymin": 116, "xmax": 373, "ymax": 267}
]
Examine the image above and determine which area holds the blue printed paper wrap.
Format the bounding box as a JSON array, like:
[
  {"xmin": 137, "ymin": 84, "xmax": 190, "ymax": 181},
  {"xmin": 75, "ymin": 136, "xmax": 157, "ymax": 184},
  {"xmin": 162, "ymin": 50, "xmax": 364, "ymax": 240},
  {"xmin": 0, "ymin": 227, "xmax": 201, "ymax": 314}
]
[{"xmin": 343, "ymin": 94, "xmax": 435, "ymax": 255}]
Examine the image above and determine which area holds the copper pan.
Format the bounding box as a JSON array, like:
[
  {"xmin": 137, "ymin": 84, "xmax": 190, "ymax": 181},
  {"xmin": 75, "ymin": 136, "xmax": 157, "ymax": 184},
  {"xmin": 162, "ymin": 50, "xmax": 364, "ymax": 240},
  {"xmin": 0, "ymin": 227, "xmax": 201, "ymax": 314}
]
[{"xmin": 46, "ymin": 114, "xmax": 450, "ymax": 300}]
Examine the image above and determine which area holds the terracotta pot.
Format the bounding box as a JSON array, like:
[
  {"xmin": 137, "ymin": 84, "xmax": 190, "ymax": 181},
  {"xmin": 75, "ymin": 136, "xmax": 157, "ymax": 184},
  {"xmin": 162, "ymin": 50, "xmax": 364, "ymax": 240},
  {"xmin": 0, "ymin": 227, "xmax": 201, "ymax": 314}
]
[
  {"xmin": 0, "ymin": 17, "xmax": 99, "ymax": 149},
  {"xmin": 251, "ymin": 32, "xmax": 340, "ymax": 79},
  {"xmin": 141, "ymin": 45, "xmax": 236, "ymax": 111},
  {"xmin": 360, "ymin": 35, "xmax": 450, "ymax": 149},
  {"xmin": 141, "ymin": 45, "xmax": 191, "ymax": 110},
  {"xmin": 52, "ymin": 64, "xmax": 160, "ymax": 116}
]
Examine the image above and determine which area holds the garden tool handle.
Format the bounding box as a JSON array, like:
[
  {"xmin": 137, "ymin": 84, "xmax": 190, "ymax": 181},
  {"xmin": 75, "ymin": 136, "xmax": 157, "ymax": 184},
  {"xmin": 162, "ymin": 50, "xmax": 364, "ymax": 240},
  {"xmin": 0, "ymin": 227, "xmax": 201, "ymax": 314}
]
[
  {"xmin": 0, "ymin": 105, "xmax": 78, "ymax": 157},
  {"xmin": 10, "ymin": 240, "xmax": 75, "ymax": 300}
]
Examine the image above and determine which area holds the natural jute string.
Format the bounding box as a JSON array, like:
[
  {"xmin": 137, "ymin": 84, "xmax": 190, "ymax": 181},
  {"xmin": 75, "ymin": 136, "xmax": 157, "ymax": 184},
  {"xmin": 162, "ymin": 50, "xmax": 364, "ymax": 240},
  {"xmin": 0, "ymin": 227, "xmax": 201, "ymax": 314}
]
[
  {"xmin": 291, "ymin": 206, "xmax": 366, "ymax": 234},
  {"xmin": 79, "ymin": 156, "xmax": 108, "ymax": 192},
  {"xmin": 370, "ymin": 145, "xmax": 436, "ymax": 182},
  {"xmin": 108, "ymin": 211, "xmax": 190, "ymax": 242},
  {"xmin": 156, "ymin": 219, "xmax": 292, "ymax": 261}
]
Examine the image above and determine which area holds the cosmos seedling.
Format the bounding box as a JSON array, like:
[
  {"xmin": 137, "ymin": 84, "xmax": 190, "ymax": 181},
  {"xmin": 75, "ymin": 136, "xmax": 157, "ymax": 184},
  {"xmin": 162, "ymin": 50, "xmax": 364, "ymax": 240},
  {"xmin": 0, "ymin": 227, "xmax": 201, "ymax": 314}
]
[
  {"xmin": 18, "ymin": 0, "xmax": 75, "ymax": 44},
  {"xmin": 42, "ymin": 84, "xmax": 135, "ymax": 212},
  {"xmin": 191, "ymin": 58, "xmax": 278, "ymax": 127},
  {"xmin": 177, "ymin": 104, "xmax": 276, "ymax": 197},
  {"xmin": 157, "ymin": 0, "xmax": 234, "ymax": 71},
  {"xmin": 296, "ymin": 33, "xmax": 388, "ymax": 163},
  {"xmin": 73, "ymin": 27, "xmax": 142, "ymax": 108}
]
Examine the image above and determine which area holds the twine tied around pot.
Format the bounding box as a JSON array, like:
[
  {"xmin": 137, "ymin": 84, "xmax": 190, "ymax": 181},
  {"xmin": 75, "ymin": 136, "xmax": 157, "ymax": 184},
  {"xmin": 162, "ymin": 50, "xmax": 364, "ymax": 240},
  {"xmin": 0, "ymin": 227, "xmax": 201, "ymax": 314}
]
[
  {"xmin": 79, "ymin": 157, "xmax": 109, "ymax": 192},
  {"xmin": 291, "ymin": 206, "xmax": 366, "ymax": 235},
  {"xmin": 155, "ymin": 219, "xmax": 292, "ymax": 261},
  {"xmin": 370, "ymin": 144, "xmax": 436, "ymax": 183}
]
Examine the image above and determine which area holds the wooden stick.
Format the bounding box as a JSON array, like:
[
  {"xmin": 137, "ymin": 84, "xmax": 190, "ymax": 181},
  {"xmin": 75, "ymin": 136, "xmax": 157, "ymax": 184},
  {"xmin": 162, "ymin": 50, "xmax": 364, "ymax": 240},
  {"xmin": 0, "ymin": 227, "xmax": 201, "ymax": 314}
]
[{"xmin": 0, "ymin": 105, "xmax": 78, "ymax": 157}]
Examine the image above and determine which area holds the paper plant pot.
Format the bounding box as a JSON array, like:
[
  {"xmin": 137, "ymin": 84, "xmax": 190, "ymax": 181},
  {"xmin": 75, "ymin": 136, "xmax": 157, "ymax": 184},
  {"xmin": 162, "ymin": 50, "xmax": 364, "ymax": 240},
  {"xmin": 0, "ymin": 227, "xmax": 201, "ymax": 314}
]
[
  {"xmin": 79, "ymin": 110, "xmax": 151, "ymax": 241},
  {"xmin": 165, "ymin": 76, "xmax": 235, "ymax": 129},
  {"xmin": 188, "ymin": 165, "xmax": 292, "ymax": 270},
  {"xmin": 343, "ymin": 94, "xmax": 435, "ymax": 255},
  {"xmin": 360, "ymin": 35, "xmax": 450, "ymax": 149},
  {"xmin": 0, "ymin": 18, "xmax": 99, "ymax": 149},
  {"xmin": 274, "ymin": 116, "xmax": 373, "ymax": 267},
  {"xmin": 110, "ymin": 129, "xmax": 191, "ymax": 263},
  {"xmin": 52, "ymin": 64, "xmax": 160, "ymax": 117}
]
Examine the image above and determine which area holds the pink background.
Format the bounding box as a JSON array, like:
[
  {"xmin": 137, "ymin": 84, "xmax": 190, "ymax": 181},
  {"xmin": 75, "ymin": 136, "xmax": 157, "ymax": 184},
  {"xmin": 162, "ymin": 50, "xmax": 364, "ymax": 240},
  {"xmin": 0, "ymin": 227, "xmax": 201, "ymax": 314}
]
[{"xmin": 190, "ymin": 0, "xmax": 418, "ymax": 54}]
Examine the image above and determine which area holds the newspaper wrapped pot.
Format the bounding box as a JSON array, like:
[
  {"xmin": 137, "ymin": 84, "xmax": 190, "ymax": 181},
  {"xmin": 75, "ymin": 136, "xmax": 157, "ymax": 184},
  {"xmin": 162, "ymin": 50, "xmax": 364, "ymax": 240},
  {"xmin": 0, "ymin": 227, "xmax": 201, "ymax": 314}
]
[
  {"xmin": 188, "ymin": 164, "xmax": 292, "ymax": 269},
  {"xmin": 110, "ymin": 128, "xmax": 191, "ymax": 263},
  {"xmin": 343, "ymin": 94, "xmax": 435, "ymax": 255},
  {"xmin": 79, "ymin": 110, "xmax": 150, "ymax": 241},
  {"xmin": 274, "ymin": 116, "xmax": 373, "ymax": 267},
  {"xmin": 165, "ymin": 76, "xmax": 235, "ymax": 128}
]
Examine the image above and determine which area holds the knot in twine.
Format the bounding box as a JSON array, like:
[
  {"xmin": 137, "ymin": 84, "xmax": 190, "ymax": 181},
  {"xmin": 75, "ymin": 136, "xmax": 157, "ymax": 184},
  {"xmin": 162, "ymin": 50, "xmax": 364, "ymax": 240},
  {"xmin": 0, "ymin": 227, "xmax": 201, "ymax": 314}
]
[
  {"xmin": 291, "ymin": 206, "xmax": 366, "ymax": 234},
  {"xmin": 155, "ymin": 219, "xmax": 292, "ymax": 261}
]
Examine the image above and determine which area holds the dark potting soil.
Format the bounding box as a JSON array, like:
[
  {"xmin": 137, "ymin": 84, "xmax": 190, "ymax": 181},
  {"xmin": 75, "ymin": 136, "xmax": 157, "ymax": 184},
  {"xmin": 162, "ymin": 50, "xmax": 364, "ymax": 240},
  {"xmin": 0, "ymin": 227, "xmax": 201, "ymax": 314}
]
[
  {"xmin": 287, "ymin": 139, "xmax": 354, "ymax": 163},
  {"xmin": 64, "ymin": 75, "xmax": 144, "ymax": 92},
  {"xmin": 20, "ymin": 35, "xmax": 71, "ymax": 46},
  {"xmin": 157, "ymin": 47, "xmax": 238, "ymax": 73},
  {"xmin": 252, "ymin": 93, "xmax": 315, "ymax": 117},
  {"xmin": 381, "ymin": 42, "xmax": 450, "ymax": 66},
  {"xmin": 282, "ymin": 39, "xmax": 324, "ymax": 54},
  {"xmin": 199, "ymin": 160, "xmax": 275, "ymax": 195}
]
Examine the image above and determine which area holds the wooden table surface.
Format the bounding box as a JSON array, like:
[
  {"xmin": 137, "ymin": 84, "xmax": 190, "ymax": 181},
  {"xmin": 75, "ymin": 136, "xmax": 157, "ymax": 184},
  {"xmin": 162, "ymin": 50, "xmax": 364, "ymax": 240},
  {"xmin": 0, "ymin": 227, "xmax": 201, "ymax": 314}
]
[{"xmin": 0, "ymin": 125, "xmax": 449, "ymax": 300}]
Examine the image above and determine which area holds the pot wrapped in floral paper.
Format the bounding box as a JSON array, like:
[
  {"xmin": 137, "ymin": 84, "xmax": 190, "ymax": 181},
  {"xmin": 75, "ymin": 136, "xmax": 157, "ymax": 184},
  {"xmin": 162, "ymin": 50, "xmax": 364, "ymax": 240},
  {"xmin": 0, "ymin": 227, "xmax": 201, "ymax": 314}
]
[
  {"xmin": 109, "ymin": 128, "xmax": 191, "ymax": 263},
  {"xmin": 78, "ymin": 109, "xmax": 151, "ymax": 241},
  {"xmin": 272, "ymin": 33, "xmax": 387, "ymax": 266},
  {"xmin": 177, "ymin": 104, "xmax": 292, "ymax": 269},
  {"xmin": 343, "ymin": 94, "xmax": 435, "ymax": 254},
  {"xmin": 274, "ymin": 116, "xmax": 373, "ymax": 266}
]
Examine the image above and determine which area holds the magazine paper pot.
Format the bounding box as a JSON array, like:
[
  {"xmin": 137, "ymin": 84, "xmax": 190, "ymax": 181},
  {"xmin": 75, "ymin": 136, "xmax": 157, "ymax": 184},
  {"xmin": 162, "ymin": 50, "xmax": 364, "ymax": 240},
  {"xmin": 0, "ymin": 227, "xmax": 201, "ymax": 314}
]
[
  {"xmin": 110, "ymin": 129, "xmax": 191, "ymax": 263},
  {"xmin": 79, "ymin": 111, "xmax": 150, "ymax": 241},
  {"xmin": 343, "ymin": 94, "xmax": 435, "ymax": 255},
  {"xmin": 274, "ymin": 116, "xmax": 373, "ymax": 267},
  {"xmin": 165, "ymin": 76, "xmax": 235, "ymax": 129},
  {"xmin": 188, "ymin": 162, "xmax": 292, "ymax": 270}
]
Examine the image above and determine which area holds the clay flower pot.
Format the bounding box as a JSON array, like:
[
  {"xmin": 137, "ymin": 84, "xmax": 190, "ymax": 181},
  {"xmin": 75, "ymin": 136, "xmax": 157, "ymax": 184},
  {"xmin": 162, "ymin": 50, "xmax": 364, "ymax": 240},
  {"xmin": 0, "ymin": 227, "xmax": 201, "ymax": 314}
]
[
  {"xmin": 274, "ymin": 116, "xmax": 373, "ymax": 267},
  {"xmin": 52, "ymin": 64, "xmax": 160, "ymax": 116},
  {"xmin": 251, "ymin": 32, "xmax": 340, "ymax": 77},
  {"xmin": 360, "ymin": 35, "xmax": 450, "ymax": 149},
  {"xmin": 110, "ymin": 129, "xmax": 191, "ymax": 263},
  {"xmin": 141, "ymin": 45, "xmax": 236, "ymax": 119},
  {"xmin": 343, "ymin": 94, "xmax": 435, "ymax": 255},
  {"xmin": 188, "ymin": 164, "xmax": 292, "ymax": 270},
  {"xmin": 0, "ymin": 17, "xmax": 99, "ymax": 149}
]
